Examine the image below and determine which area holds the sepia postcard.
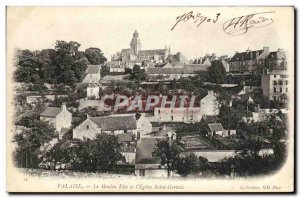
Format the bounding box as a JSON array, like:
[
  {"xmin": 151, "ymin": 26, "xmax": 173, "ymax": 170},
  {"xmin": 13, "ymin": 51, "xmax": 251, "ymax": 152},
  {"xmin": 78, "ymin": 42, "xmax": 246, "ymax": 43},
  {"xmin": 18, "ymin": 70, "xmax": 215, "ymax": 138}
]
[{"xmin": 6, "ymin": 6, "xmax": 295, "ymax": 192}]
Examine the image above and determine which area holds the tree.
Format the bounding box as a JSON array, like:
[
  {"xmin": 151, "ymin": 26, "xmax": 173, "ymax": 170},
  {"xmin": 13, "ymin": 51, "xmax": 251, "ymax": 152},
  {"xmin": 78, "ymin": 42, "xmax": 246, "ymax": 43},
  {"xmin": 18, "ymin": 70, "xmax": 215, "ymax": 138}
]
[
  {"xmin": 14, "ymin": 49, "xmax": 41, "ymax": 83},
  {"xmin": 14, "ymin": 40, "xmax": 104, "ymax": 85},
  {"xmin": 13, "ymin": 118, "xmax": 56, "ymax": 168},
  {"xmin": 176, "ymin": 154, "xmax": 208, "ymax": 177},
  {"xmin": 154, "ymin": 140, "xmax": 182, "ymax": 177},
  {"xmin": 85, "ymin": 47, "xmax": 107, "ymax": 65},
  {"xmin": 207, "ymin": 60, "xmax": 227, "ymax": 84},
  {"xmin": 71, "ymin": 134, "xmax": 124, "ymax": 172},
  {"xmin": 131, "ymin": 65, "xmax": 146, "ymax": 83}
]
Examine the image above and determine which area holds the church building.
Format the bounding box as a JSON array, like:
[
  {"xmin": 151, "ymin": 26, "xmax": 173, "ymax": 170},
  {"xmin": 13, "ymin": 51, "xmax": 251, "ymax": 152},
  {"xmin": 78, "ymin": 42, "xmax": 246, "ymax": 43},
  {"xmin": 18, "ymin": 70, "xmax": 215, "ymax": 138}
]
[{"xmin": 114, "ymin": 31, "xmax": 171, "ymax": 68}]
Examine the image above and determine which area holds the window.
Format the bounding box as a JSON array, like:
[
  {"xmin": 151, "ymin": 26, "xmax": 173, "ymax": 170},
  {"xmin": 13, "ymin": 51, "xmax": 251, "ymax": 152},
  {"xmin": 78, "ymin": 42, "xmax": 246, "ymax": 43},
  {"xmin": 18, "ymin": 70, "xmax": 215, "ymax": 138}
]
[
  {"xmin": 286, "ymin": 88, "xmax": 288, "ymax": 92},
  {"xmin": 86, "ymin": 125, "xmax": 89, "ymax": 130},
  {"xmin": 171, "ymin": 116, "xmax": 174, "ymax": 121},
  {"xmin": 285, "ymin": 80, "xmax": 288, "ymax": 85},
  {"xmin": 158, "ymin": 109, "xmax": 160, "ymax": 114},
  {"xmin": 273, "ymin": 87, "xmax": 276, "ymax": 93},
  {"xmin": 279, "ymin": 80, "xmax": 283, "ymax": 85},
  {"xmin": 139, "ymin": 170, "xmax": 145, "ymax": 176},
  {"xmin": 280, "ymin": 88, "xmax": 282, "ymax": 93},
  {"xmin": 273, "ymin": 96, "xmax": 276, "ymax": 100},
  {"xmin": 274, "ymin": 75, "xmax": 277, "ymax": 78},
  {"xmin": 273, "ymin": 81, "xmax": 277, "ymax": 85}
]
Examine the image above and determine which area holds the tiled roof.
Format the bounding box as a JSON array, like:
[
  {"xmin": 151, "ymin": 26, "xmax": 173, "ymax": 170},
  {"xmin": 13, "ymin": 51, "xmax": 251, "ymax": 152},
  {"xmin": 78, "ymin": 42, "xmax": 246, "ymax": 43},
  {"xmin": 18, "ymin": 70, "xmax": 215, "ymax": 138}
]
[
  {"xmin": 135, "ymin": 137, "xmax": 165, "ymax": 164},
  {"xmin": 208, "ymin": 123, "xmax": 224, "ymax": 132},
  {"xmin": 40, "ymin": 107, "xmax": 62, "ymax": 118},
  {"xmin": 139, "ymin": 49, "xmax": 166, "ymax": 56},
  {"xmin": 147, "ymin": 64, "xmax": 208, "ymax": 75},
  {"xmin": 147, "ymin": 67, "xmax": 184, "ymax": 75},
  {"xmin": 86, "ymin": 65, "xmax": 101, "ymax": 74},
  {"xmin": 89, "ymin": 115, "xmax": 137, "ymax": 131},
  {"xmin": 117, "ymin": 133, "xmax": 133, "ymax": 142},
  {"xmin": 230, "ymin": 50, "xmax": 263, "ymax": 62},
  {"xmin": 183, "ymin": 64, "xmax": 210, "ymax": 73}
]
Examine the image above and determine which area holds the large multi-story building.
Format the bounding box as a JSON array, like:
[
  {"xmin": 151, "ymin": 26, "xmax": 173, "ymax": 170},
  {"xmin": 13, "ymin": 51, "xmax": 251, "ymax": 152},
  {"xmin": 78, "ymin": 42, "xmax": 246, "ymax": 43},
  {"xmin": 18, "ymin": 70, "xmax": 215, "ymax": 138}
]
[
  {"xmin": 229, "ymin": 47, "xmax": 270, "ymax": 74},
  {"xmin": 154, "ymin": 91, "xmax": 219, "ymax": 123},
  {"xmin": 261, "ymin": 70, "xmax": 289, "ymax": 101}
]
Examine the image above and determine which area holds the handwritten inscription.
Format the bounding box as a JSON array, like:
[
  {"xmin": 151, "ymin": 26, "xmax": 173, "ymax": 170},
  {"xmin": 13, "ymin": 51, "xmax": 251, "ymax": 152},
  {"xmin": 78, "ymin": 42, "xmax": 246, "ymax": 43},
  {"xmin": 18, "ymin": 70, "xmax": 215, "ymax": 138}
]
[
  {"xmin": 223, "ymin": 11, "xmax": 275, "ymax": 36},
  {"xmin": 171, "ymin": 11, "xmax": 220, "ymax": 31},
  {"xmin": 171, "ymin": 11, "xmax": 275, "ymax": 36}
]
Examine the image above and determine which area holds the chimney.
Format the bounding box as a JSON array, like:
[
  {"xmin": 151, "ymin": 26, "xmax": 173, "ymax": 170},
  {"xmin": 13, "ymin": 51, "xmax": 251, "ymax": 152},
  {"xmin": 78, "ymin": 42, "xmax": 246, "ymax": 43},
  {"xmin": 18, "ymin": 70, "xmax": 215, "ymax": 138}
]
[
  {"xmin": 61, "ymin": 103, "xmax": 67, "ymax": 110},
  {"xmin": 263, "ymin": 46, "xmax": 270, "ymax": 54},
  {"xmin": 87, "ymin": 114, "xmax": 91, "ymax": 119}
]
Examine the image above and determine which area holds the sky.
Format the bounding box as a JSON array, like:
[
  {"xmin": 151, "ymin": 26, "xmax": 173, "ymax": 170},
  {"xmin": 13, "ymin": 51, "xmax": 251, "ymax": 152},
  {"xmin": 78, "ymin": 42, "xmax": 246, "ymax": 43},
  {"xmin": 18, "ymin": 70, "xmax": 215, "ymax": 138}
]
[{"xmin": 7, "ymin": 7, "xmax": 294, "ymax": 60}]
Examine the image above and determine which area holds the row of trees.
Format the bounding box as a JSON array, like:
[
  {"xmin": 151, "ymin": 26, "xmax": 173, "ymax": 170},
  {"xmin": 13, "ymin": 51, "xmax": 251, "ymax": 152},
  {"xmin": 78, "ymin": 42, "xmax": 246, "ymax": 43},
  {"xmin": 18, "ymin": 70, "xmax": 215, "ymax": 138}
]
[
  {"xmin": 43, "ymin": 134, "xmax": 125, "ymax": 172},
  {"xmin": 15, "ymin": 41, "xmax": 107, "ymax": 85}
]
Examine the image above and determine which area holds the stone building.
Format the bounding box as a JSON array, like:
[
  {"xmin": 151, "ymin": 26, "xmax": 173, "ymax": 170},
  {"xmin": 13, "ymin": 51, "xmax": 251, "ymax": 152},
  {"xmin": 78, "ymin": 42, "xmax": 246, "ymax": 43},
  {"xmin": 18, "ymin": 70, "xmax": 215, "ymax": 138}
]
[
  {"xmin": 72, "ymin": 114, "xmax": 137, "ymax": 140},
  {"xmin": 40, "ymin": 103, "xmax": 72, "ymax": 139},
  {"xmin": 261, "ymin": 70, "xmax": 289, "ymax": 101},
  {"xmin": 154, "ymin": 90, "xmax": 219, "ymax": 123},
  {"xmin": 229, "ymin": 47, "xmax": 270, "ymax": 74}
]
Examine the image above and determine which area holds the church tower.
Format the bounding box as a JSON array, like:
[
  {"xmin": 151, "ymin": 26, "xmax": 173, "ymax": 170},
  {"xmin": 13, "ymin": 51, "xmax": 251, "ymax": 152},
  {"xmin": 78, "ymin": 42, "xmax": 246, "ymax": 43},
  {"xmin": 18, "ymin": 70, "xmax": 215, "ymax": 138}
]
[{"xmin": 130, "ymin": 30, "xmax": 142, "ymax": 55}]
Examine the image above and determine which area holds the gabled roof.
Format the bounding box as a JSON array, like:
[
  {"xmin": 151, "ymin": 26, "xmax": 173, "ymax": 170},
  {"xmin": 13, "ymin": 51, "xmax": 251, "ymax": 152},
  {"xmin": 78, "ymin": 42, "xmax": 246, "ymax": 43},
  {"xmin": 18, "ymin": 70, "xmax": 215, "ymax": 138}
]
[
  {"xmin": 40, "ymin": 107, "xmax": 62, "ymax": 118},
  {"xmin": 86, "ymin": 65, "xmax": 101, "ymax": 74},
  {"xmin": 208, "ymin": 123, "xmax": 224, "ymax": 132},
  {"xmin": 230, "ymin": 50, "xmax": 263, "ymax": 62},
  {"xmin": 89, "ymin": 115, "xmax": 137, "ymax": 131},
  {"xmin": 135, "ymin": 137, "xmax": 165, "ymax": 164}
]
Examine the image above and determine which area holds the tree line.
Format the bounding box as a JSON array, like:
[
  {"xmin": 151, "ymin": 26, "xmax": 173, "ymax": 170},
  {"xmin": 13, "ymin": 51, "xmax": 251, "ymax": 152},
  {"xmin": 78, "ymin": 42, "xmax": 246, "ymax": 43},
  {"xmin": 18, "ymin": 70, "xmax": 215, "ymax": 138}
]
[{"xmin": 14, "ymin": 41, "xmax": 107, "ymax": 85}]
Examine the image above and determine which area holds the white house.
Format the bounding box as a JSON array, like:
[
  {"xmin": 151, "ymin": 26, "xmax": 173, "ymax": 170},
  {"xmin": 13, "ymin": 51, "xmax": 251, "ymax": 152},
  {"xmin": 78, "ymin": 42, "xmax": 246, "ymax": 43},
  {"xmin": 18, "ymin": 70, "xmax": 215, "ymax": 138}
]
[
  {"xmin": 86, "ymin": 84, "xmax": 100, "ymax": 99},
  {"xmin": 40, "ymin": 103, "xmax": 72, "ymax": 139},
  {"xmin": 208, "ymin": 123, "xmax": 236, "ymax": 137},
  {"xmin": 261, "ymin": 70, "xmax": 289, "ymax": 101}
]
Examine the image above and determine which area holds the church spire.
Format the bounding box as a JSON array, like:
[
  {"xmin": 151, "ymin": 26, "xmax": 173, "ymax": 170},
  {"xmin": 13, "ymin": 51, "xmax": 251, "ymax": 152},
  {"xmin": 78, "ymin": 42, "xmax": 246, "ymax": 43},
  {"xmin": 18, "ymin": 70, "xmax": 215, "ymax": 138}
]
[{"xmin": 130, "ymin": 30, "xmax": 142, "ymax": 55}]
